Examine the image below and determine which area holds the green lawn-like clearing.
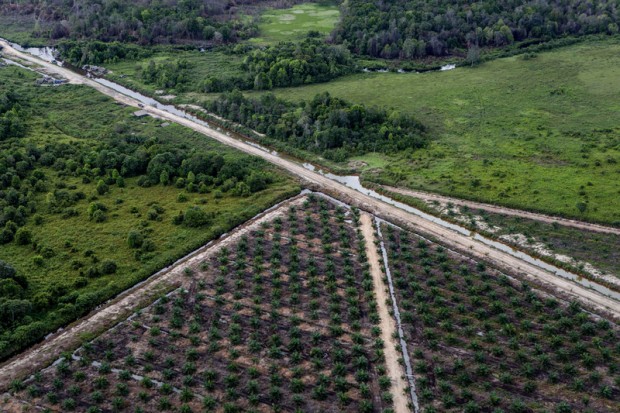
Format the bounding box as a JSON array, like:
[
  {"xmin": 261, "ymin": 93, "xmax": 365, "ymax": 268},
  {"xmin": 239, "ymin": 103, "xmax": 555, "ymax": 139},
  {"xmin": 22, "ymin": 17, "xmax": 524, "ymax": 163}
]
[
  {"xmin": 249, "ymin": 2, "xmax": 340, "ymax": 44},
  {"xmin": 104, "ymin": 48, "xmax": 245, "ymax": 98},
  {"xmin": 250, "ymin": 38, "xmax": 620, "ymax": 224}
]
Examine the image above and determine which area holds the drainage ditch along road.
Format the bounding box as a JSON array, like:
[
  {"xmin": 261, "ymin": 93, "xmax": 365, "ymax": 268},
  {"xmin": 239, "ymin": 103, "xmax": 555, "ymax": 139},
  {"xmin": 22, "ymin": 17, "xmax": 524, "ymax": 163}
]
[{"xmin": 1, "ymin": 38, "xmax": 618, "ymax": 322}]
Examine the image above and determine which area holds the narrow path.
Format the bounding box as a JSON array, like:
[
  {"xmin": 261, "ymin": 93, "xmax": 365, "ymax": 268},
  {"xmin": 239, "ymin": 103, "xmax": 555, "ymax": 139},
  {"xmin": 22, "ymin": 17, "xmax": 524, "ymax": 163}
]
[
  {"xmin": 2, "ymin": 39, "xmax": 618, "ymax": 321},
  {"xmin": 384, "ymin": 185, "xmax": 620, "ymax": 236},
  {"xmin": 0, "ymin": 196, "xmax": 304, "ymax": 391},
  {"xmin": 360, "ymin": 213, "xmax": 412, "ymax": 413}
]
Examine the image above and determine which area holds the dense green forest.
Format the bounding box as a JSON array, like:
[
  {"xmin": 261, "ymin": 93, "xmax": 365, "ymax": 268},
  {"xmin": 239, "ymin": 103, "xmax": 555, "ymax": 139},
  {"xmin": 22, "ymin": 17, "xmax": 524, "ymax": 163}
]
[
  {"xmin": 200, "ymin": 35, "xmax": 355, "ymax": 92},
  {"xmin": 0, "ymin": 0, "xmax": 303, "ymax": 44},
  {"xmin": 56, "ymin": 40, "xmax": 155, "ymax": 66},
  {"xmin": 332, "ymin": 0, "xmax": 620, "ymax": 58},
  {"xmin": 3, "ymin": 0, "xmax": 619, "ymax": 61},
  {"xmin": 242, "ymin": 34, "xmax": 354, "ymax": 89},
  {"xmin": 207, "ymin": 91, "xmax": 427, "ymax": 161},
  {"xmin": 0, "ymin": 67, "xmax": 298, "ymax": 360}
]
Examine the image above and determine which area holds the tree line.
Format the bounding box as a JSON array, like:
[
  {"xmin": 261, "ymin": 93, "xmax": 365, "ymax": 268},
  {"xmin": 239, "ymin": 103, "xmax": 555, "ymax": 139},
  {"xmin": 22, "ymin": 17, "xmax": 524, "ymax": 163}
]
[
  {"xmin": 332, "ymin": 0, "xmax": 620, "ymax": 59},
  {"xmin": 135, "ymin": 35, "xmax": 356, "ymax": 93},
  {"xmin": 1, "ymin": 130, "xmax": 274, "ymax": 246},
  {"xmin": 207, "ymin": 90, "xmax": 428, "ymax": 161},
  {"xmin": 2, "ymin": 0, "xmax": 268, "ymax": 45},
  {"xmin": 243, "ymin": 34, "xmax": 355, "ymax": 90},
  {"xmin": 57, "ymin": 40, "xmax": 154, "ymax": 66}
]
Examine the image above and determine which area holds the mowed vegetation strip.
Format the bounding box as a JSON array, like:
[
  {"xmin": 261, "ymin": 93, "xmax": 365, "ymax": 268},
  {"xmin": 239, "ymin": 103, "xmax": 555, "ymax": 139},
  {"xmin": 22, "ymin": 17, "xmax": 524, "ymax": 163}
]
[
  {"xmin": 256, "ymin": 38, "xmax": 620, "ymax": 225},
  {"xmin": 0, "ymin": 66, "xmax": 299, "ymax": 361},
  {"xmin": 380, "ymin": 224, "xmax": 620, "ymax": 412},
  {"xmin": 6, "ymin": 195, "xmax": 398, "ymax": 412}
]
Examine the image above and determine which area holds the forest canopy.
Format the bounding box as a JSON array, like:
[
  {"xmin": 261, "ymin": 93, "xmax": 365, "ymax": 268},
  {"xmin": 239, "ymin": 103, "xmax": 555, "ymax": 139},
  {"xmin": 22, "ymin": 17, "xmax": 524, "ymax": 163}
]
[
  {"xmin": 207, "ymin": 91, "xmax": 428, "ymax": 161},
  {"xmin": 0, "ymin": 0, "xmax": 283, "ymax": 44},
  {"xmin": 332, "ymin": 0, "xmax": 620, "ymax": 59}
]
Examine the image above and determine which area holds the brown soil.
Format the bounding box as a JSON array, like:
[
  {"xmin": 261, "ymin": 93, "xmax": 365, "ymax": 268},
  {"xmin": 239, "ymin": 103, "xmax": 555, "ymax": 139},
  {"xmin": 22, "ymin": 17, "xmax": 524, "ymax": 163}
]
[
  {"xmin": 360, "ymin": 212, "xmax": 411, "ymax": 413},
  {"xmin": 0, "ymin": 195, "xmax": 307, "ymax": 391}
]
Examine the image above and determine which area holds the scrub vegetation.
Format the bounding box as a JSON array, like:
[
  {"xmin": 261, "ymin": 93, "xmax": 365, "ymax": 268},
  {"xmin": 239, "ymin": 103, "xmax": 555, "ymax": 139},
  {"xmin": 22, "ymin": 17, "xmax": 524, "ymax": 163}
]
[
  {"xmin": 207, "ymin": 90, "xmax": 428, "ymax": 161},
  {"xmin": 456, "ymin": 207, "xmax": 620, "ymax": 279},
  {"xmin": 260, "ymin": 38, "xmax": 620, "ymax": 224},
  {"xmin": 0, "ymin": 66, "xmax": 299, "ymax": 361},
  {"xmin": 67, "ymin": 15, "xmax": 620, "ymax": 225}
]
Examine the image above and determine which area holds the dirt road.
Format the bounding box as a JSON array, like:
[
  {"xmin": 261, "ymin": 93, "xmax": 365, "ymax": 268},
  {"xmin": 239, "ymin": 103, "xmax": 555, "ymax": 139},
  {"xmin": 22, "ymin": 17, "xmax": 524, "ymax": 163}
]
[
  {"xmin": 360, "ymin": 213, "xmax": 411, "ymax": 413},
  {"xmin": 384, "ymin": 185, "xmax": 620, "ymax": 236},
  {"xmin": 2, "ymin": 39, "xmax": 618, "ymax": 322},
  {"xmin": 0, "ymin": 195, "xmax": 305, "ymax": 391}
]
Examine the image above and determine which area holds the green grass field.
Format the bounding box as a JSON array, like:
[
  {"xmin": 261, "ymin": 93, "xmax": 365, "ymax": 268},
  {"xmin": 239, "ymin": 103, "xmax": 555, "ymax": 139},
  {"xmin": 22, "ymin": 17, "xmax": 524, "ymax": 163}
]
[
  {"xmin": 247, "ymin": 38, "xmax": 620, "ymax": 224},
  {"xmin": 104, "ymin": 48, "xmax": 245, "ymax": 99},
  {"xmin": 0, "ymin": 66, "xmax": 299, "ymax": 359},
  {"xmin": 249, "ymin": 2, "xmax": 340, "ymax": 44}
]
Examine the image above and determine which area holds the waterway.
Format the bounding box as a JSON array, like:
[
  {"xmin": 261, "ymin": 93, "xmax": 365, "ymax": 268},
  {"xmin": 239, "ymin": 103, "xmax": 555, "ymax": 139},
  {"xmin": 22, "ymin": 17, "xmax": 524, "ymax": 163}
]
[{"xmin": 4, "ymin": 39, "xmax": 618, "ymax": 302}]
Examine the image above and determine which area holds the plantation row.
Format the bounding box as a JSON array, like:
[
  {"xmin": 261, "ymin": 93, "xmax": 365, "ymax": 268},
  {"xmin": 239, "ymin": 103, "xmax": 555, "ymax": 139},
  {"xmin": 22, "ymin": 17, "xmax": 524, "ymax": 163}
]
[
  {"xmin": 379, "ymin": 224, "xmax": 619, "ymax": 413},
  {"xmin": 8, "ymin": 195, "xmax": 397, "ymax": 413}
]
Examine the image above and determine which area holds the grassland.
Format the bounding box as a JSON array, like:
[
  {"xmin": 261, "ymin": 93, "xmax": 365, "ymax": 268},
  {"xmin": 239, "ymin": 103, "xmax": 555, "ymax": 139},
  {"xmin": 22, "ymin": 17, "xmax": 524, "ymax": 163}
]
[
  {"xmin": 6, "ymin": 196, "xmax": 395, "ymax": 412},
  {"xmin": 104, "ymin": 48, "xmax": 246, "ymax": 99},
  {"xmin": 250, "ymin": 38, "xmax": 620, "ymax": 225},
  {"xmin": 0, "ymin": 66, "xmax": 299, "ymax": 359},
  {"xmin": 101, "ymin": 37, "xmax": 620, "ymax": 225},
  {"xmin": 249, "ymin": 2, "xmax": 340, "ymax": 45},
  {"xmin": 379, "ymin": 223, "xmax": 620, "ymax": 412}
]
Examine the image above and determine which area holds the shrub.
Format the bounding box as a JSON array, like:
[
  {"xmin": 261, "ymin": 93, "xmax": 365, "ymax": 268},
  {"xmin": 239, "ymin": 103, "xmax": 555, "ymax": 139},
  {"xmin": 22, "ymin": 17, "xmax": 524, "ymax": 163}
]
[
  {"xmin": 0, "ymin": 228, "xmax": 14, "ymax": 244},
  {"xmin": 92, "ymin": 210, "xmax": 106, "ymax": 222},
  {"xmin": 15, "ymin": 228, "xmax": 32, "ymax": 245},
  {"xmin": 183, "ymin": 206, "xmax": 211, "ymax": 228},
  {"xmin": 0, "ymin": 260, "xmax": 17, "ymax": 279},
  {"xmin": 100, "ymin": 259, "xmax": 117, "ymax": 275},
  {"xmin": 96, "ymin": 180, "xmax": 109, "ymax": 195},
  {"xmin": 32, "ymin": 255, "xmax": 44, "ymax": 266},
  {"xmin": 141, "ymin": 239, "xmax": 156, "ymax": 252},
  {"xmin": 127, "ymin": 230, "xmax": 144, "ymax": 248}
]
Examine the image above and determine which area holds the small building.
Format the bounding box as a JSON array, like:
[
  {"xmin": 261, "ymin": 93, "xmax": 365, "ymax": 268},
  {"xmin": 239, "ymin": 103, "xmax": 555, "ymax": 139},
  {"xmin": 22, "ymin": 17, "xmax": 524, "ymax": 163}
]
[{"xmin": 133, "ymin": 110, "xmax": 149, "ymax": 117}]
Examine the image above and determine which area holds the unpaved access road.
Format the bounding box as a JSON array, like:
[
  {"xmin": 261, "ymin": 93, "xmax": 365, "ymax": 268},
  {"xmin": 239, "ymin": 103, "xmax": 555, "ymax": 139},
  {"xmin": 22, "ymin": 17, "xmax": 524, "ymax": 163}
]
[
  {"xmin": 360, "ymin": 213, "xmax": 411, "ymax": 413},
  {"xmin": 0, "ymin": 194, "xmax": 306, "ymax": 391},
  {"xmin": 2, "ymin": 40, "xmax": 618, "ymax": 322},
  {"xmin": 384, "ymin": 185, "xmax": 620, "ymax": 236}
]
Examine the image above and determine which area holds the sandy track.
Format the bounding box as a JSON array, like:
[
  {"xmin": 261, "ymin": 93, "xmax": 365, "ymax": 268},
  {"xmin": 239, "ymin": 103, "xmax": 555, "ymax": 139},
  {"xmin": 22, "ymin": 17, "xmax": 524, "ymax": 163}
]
[
  {"xmin": 2, "ymin": 40, "xmax": 618, "ymax": 322},
  {"xmin": 0, "ymin": 195, "xmax": 305, "ymax": 391},
  {"xmin": 384, "ymin": 185, "xmax": 620, "ymax": 236},
  {"xmin": 360, "ymin": 213, "xmax": 411, "ymax": 413}
]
